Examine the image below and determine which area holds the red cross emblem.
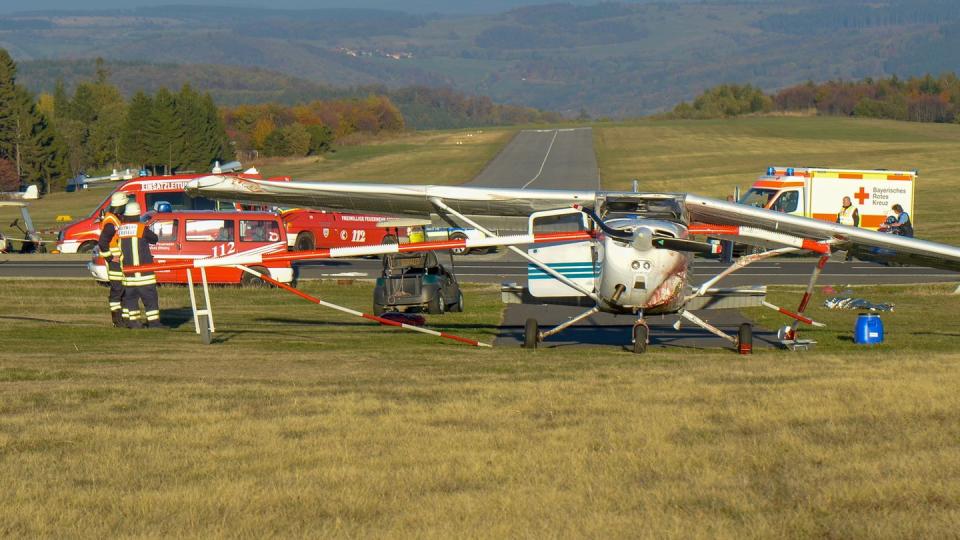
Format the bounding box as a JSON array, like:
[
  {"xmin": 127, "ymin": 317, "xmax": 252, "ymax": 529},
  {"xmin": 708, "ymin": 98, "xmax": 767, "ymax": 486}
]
[{"xmin": 854, "ymin": 187, "xmax": 869, "ymax": 205}]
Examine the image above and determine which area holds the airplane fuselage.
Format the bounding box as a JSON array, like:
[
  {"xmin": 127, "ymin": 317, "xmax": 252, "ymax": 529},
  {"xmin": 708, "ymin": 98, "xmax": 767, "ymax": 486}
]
[{"xmin": 595, "ymin": 218, "xmax": 692, "ymax": 315}]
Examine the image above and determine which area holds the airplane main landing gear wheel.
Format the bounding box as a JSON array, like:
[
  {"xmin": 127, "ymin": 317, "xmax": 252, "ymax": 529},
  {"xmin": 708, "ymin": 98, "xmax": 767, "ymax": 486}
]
[
  {"xmin": 523, "ymin": 318, "xmax": 539, "ymax": 349},
  {"xmin": 737, "ymin": 323, "xmax": 753, "ymax": 355},
  {"xmin": 632, "ymin": 322, "xmax": 649, "ymax": 354}
]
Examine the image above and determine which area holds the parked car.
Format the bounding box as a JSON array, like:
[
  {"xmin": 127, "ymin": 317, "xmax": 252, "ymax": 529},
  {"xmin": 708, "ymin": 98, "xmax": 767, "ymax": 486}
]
[{"xmin": 373, "ymin": 251, "xmax": 463, "ymax": 315}]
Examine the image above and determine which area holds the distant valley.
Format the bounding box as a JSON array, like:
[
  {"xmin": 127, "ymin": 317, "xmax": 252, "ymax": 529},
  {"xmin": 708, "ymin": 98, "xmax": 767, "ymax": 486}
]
[{"xmin": 3, "ymin": 1, "xmax": 960, "ymax": 117}]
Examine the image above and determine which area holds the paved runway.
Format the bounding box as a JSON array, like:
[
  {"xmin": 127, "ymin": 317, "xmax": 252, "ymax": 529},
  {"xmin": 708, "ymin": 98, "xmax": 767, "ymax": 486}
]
[
  {"xmin": 495, "ymin": 305, "xmax": 780, "ymax": 350},
  {"xmin": 2, "ymin": 255, "xmax": 958, "ymax": 287},
  {"xmin": 467, "ymin": 127, "xmax": 599, "ymax": 190}
]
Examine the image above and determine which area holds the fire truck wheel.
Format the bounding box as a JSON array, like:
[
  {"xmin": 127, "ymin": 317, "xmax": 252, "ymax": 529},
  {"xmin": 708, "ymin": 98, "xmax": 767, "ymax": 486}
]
[
  {"xmin": 449, "ymin": 232, "xmax": 469, "ymax": 255},
  {"xmin": 294, "ymin": 232, "xmax": 315, "ymax": 251},
  {"xmin": 241, "ymin": 266, "xmax": 270, "ymax": 288},
  {"xmin": 77, "ymin": 241, "xmax": 97, "ymax": 254}
]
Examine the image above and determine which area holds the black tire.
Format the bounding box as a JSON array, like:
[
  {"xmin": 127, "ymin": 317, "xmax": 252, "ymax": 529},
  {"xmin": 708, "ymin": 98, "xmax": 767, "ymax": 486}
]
[
  {"xmin": 77, "ymin": 241, "xmax": 97, "ymax": 254},
  {"xmin": 449, "ymin": 232, "xmax": 469, "ymax": 255},
  {"xmin": 449, "ymin": 290, "xmax": 464, "ymax": 312},
  {"xmin": 241, "ymin": 266, "xmax": 269, "ymax": 288},
  {"xmin": 738, "ymin": 323, "xmax": 753, "ymax": 355},
  {"xmin": 524, "ymin": 318, "xmax": 539, "ymax": 349},
  {"xmin": 373, "ymin": 303, "xmax": 387, "ymax": 316},
  {"xmin": 294, "ymin": 232, "xmax": 315, "ymax": 252},
  {"xmin": 632, "ymin": 324, "xmax": 648, "ymax": 354},
  {"xmin": 428, "ymin": 291, "xmax": 445, "ymax": 315}
]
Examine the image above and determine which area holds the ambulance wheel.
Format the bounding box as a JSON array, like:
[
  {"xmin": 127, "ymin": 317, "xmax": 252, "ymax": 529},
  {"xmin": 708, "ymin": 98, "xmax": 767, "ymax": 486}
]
[
  {"xmin": 524, "ymin": 318, "xmax": 539, "ymax": 349},
  {"xmin": 294, "ymin": 232, "xmax": 314, "ymax": 252},
  {"xmin": 737, "ymin": 323, "xmax": 753, "ymax": 355},
  {"xmin": 77, "ymin": 241, "xmax": 97, "ymax": 254},
  {"xmin": 428, "ymin": 292, "xmax": 445, "ymax": 315},
  {"xmin": 449, "ymin": 232, "xmax": 469, "ymax": 255},
  {"xmin": 241, "ymin": 266, "xmax": 269, "ymax": 288},
  {"xmin": 632, "ymin": 324, "xmax": 648, "ymax": 354}
]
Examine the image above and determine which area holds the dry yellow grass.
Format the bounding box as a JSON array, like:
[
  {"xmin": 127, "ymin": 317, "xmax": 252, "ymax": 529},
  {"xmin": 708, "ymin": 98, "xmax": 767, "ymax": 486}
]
[{"xmin": 2, "ymin": 279, "xmax": 960, "ymax": 536}]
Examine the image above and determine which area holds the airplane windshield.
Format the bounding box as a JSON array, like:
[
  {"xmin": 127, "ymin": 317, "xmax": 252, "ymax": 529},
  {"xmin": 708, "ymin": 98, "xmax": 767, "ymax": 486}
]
[{"xmin": 739, "ymin": 189, "xmax": 778, "ymax": 209}]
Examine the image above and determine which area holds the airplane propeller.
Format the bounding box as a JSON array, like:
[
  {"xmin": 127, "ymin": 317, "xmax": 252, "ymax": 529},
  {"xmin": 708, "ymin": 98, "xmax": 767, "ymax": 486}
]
[{"xmin": 574, "ymin": 205, "xmax": 721, "ymax": 255}]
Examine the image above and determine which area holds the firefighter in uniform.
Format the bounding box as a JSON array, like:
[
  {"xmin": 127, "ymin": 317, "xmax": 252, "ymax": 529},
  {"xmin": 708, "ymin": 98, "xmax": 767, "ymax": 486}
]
[
  {"xmin": 837, "ymin": 196, "xmax": 860, "ymax": 227},
  {"xmin": 118, "ymin": 202, "xmax": 163, "ymax": 329},
  {"xmin": 97, "ymin": 192, "xmax": 129, "ymax": 327}
]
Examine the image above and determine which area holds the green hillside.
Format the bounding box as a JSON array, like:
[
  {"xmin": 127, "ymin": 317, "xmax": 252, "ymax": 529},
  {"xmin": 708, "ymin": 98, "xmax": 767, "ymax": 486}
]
[{"xmin": 4, "ymin": 2, "xmax": 960, "ymax": 116}]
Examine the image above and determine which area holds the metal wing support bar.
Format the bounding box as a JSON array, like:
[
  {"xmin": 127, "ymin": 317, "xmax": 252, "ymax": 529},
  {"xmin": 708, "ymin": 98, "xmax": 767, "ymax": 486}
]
[{"xmin": 428, "ymin": 197, "xmax": 603, "ymax": 303}]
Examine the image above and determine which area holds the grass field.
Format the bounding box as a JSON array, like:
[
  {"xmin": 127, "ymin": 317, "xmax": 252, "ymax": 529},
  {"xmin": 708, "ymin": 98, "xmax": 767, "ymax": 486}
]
[
  {"xmin": 257, "ymin": 129, "xmax": 513, "ymax": 184},
  {"xmin": 2, "ymin": 278, "xmax": 959, "ymax": 536},
  {"xmin": 595, "ymin": 116, "xmax": 960, "ymax": 243}
]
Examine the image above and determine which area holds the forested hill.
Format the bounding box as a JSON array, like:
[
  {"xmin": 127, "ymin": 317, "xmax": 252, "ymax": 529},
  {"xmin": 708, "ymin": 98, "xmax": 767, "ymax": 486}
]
[
  {"xmin": 17, "ymin": 59, "xmax": 560, "ymax": 130},
  {"xmin": 4, "ymin": 1, "xmax": 960, "ymax": 116}
]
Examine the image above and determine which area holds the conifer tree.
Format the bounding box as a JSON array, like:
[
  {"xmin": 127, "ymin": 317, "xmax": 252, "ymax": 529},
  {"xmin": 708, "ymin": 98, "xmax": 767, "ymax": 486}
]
[{"xmin": 121, "ymin": 91, "xmax": 153, "ymax": 168}]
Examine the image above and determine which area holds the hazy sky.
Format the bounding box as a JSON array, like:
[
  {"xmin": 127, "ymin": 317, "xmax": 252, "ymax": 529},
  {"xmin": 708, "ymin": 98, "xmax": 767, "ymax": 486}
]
[{"xmin": 2, "ymin": 0, "xmax": 638, "ymax": 16}]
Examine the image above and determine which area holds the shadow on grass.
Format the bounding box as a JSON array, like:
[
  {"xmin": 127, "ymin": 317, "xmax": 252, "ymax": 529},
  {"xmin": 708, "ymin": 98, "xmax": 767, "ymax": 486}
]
[
  {"xmin": 256, "ymin": 317, "xmax": 501, "ymax": 330},
  {"xmin": 0, "ymin": 315, "xmax": 68, "ymax": 324},
  {"xmin": 159, "ymin": 307, "xmax": 199, "ymax": 329}
]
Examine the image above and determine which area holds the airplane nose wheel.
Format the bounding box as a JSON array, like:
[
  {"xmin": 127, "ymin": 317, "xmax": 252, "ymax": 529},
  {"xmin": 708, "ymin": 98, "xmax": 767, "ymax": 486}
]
[
  {"xmin": 632, "ymin": 319, "xmax": 649, "ymax": 354},
  {"xmin": 524, "ymin": 318, "xmax": 540, "ymax": 349}
]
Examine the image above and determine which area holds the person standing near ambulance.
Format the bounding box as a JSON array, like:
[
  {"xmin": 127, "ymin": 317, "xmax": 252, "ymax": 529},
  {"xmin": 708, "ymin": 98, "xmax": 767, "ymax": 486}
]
[
  {"xmin": 837, "ymin": 196, "xmax": 860, "ymax": 227},
  {"xmin": 118, "ymin": 202, "xmax": 163, "ymax": 328},
  {"xmin": 97, "ymin": 192, "xmax": 129, "ymax": 327}
]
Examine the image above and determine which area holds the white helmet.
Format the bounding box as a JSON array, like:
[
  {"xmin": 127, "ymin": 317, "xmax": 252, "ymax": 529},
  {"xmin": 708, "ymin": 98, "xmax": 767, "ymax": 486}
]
[
  {"xmin": 123, "ymin": 201, "xmax": 142, "ymax": 217},
  {"xmin": 110, "ymin": 192, "xmax": 129, "ymax": 208}
]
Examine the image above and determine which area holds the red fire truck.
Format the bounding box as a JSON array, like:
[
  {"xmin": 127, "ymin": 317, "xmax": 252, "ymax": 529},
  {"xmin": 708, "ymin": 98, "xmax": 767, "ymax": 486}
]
[
  {"xmin": 56, "ymin": 171, "xmax": 291, "ymax": 254},
  {"xmin": 89, "ymin": 211, "xmax": 294, "ymax": 286},
  {"xmin": 281, "ymin": 209, "xmax": 396, "ymax": 250}
]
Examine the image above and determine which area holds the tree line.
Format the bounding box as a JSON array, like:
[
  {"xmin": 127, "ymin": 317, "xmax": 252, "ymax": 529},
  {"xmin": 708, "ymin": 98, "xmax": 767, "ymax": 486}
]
[
  {"xmin": 222, "ymin": 96, "xmax": 405, "ymax": 159},
  {"xmin": 0, "ymin": 50, "xmax": 68, "ymax": 193},
  {"xmin": 669, "ymin": 74, "xmax": 960, "ymax": 124}
]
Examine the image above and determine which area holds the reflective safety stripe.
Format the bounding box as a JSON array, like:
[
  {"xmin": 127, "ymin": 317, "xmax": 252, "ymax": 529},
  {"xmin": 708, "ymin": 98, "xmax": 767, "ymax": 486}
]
[
  {"xmin": 109, "ymin": 302, "xmax": 121, "ymax": 311},
  {"xmin": 128, "ymin": 310, "xmax": 141, "ymax": 320},
  {"xmin": 145, "ymin": 310, "xmax": 160, "ymax": 321},
  {"xmin": 107, "ymin": 271, "xmax": 125, "ymax": 281},
  {"xmin": 123, "ymin": 276, "xmax": 157, "ymax": 286}
]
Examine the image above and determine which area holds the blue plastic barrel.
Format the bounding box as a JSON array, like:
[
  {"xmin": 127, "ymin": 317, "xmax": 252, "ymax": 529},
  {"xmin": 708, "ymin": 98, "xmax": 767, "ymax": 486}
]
[{"xmin": 854, "ymin": 313, "xmax": 884, "ymax": 344}]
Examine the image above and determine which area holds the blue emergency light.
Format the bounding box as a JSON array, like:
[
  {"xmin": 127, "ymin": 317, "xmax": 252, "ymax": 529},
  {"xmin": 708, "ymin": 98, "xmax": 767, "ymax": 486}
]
[
  {"xmin": 786, "ymin": 167, "xmax": 795, "ymax": 176},
  {"xmin": 766, "ymin": 166, "xmax": 775, "ymax": 175}
]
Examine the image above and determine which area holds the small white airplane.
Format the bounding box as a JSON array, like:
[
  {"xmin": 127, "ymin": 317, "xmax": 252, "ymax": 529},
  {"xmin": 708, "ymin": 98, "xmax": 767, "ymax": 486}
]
[
  {"xmin": 0, "ymin": 184, "xmax": 38, "ymax": 200},
  {"xmin": 126, "ymin": 175, "xmax": 960, "ymax": 353}
]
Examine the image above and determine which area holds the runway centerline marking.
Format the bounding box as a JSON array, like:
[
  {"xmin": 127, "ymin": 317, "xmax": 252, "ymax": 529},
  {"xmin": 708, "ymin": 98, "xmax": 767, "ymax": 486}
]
[{"xmin": 521, "ymin": 129, "xmax": 559, "ymax": 190}]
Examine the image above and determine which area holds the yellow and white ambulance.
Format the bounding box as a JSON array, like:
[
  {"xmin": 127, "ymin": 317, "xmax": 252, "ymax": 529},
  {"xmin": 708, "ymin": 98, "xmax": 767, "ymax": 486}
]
[{"xmin": 739, "ymin": 167, "xmax": 916, "ymax": 230}]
